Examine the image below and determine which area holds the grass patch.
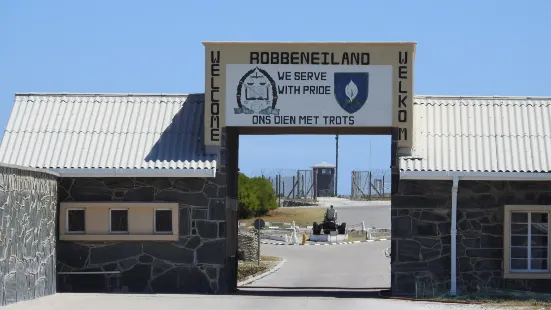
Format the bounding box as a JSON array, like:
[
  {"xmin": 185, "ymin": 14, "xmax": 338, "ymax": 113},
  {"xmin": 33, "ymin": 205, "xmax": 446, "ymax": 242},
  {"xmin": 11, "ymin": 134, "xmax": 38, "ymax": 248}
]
[
  {"xmin": 346, "ymin": 196, "xmax": 391, "ymax": 201},
  {"xmin": 241, "ymin": 208, "xmax": 325, "ymax": 227},
  {"xmin": 430, "ymin": 296, "xmax": 551, "ymax": 308},
  {"xmin": 346, "ymin": 230, "xmax": 366, "ymax": 242},
  {"xmin": 369, "ymin": 231, "xmax": 391, "ymax": 239},
  {"xmin": 237, "ymin": 256, "xmax": 281, "ymax": 281},
  {"xmin": 258, "ymin": 255, "xmax": 279, "ymax": 261},
  {"xmin": 347, "ymin": 235, "xmax": 367, "ymax": 242}
]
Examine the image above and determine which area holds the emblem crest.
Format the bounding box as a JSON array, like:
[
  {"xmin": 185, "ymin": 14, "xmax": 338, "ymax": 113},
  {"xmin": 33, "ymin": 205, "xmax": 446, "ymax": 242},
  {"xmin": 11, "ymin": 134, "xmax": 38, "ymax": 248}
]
[
  {"xmin": 235, "ymin": 67, "xmax": 280, "ymax": 115},
  {"xmin": 333, "ymin": 72, "xmax": 369, "ymax": 114}
]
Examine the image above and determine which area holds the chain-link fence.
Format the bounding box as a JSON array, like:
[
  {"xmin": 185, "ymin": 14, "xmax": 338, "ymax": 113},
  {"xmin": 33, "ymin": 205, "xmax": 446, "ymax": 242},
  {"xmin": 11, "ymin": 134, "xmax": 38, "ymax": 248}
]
[
  {"xmin": 251, "ymin": 168, "xmax": 314, "ymax": 200},
  {"xmin": 350, "ymin": 169, "xmax": 391, "ymax": 200}
]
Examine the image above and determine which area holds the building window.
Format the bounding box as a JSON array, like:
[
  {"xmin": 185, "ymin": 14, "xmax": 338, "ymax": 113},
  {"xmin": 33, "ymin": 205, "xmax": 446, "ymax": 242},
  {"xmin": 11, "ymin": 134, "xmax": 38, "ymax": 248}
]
[
  {"xmin": 505, "ymin": 205, "xmax": 551, "ymax": 279},
  {"xmin": 60, "ymin": 202, "xmax": 179, "ymax": 241},
  {"xmin": 154, "ymin": 209, "xmax": 173, "ymax": 233},
  {"xmin": 66, "ymin": 209, "xmax": 85, "ymax": 233},
  {"xmin": 110, "ymin": 209, "xmax": 129, "ymax": 233}
]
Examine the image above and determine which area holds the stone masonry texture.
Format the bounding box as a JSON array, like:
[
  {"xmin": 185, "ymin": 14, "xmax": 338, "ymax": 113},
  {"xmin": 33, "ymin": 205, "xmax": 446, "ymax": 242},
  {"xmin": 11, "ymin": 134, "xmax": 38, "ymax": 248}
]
[
  {"xmin": 0, "ymin": 164, "xmax": 58, "ymax": 306},
  {"xmin": 392, "ymin": 179, "xmax": 551, "ymax": 297},
  {"xmin": 238, "ymin": 230, "xmax": 259, "ymax": 261},
  {"xmin": 56, "ymin": 175, "xmax": 229, "ymax": 294}
]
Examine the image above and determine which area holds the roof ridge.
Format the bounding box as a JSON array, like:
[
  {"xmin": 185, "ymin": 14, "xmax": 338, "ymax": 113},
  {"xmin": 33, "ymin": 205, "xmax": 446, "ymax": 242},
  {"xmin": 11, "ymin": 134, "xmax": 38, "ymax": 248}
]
[
  {"xmin": 414, "ymin": 95, "xmax": 551, "ymax": 99},
  {"xmin": 2, "ymin": 130, "xmax": 200, "ymax": 134},
  {"xmin": 15, "ymin": 92, "xmax": 203, "ymax": 97},
  {"xmin": 425, "ymin": 133, "xmax": 551, "ymax": 137},
  {"xmin": 414, "ymin": 102, "xmax": 551, "ymax": 106}
]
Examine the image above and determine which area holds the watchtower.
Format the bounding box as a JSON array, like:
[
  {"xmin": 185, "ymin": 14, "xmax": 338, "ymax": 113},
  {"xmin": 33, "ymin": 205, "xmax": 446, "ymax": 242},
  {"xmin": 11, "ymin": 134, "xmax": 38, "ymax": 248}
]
[{"xmin": 312, "ymin": 162, "xmax": 336, "ymax": 198}]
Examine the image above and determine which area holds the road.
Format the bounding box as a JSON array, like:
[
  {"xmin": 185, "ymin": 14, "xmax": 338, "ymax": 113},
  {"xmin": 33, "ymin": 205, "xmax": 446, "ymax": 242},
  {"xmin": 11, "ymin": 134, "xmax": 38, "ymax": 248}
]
[
  {"xmin": 297, "ymin": 197, "xmax": 391, "ymax": 229},
  {"xmin": 244, "ymin": 241, "xmax": 391, "ymax": 288},
  {"xmin": 334, "ymin": 203, "xmax": 390, "ymax": 229},
  {"xmin": 2, "ymin": 292, "xmax": 488, "ymax": 310}
]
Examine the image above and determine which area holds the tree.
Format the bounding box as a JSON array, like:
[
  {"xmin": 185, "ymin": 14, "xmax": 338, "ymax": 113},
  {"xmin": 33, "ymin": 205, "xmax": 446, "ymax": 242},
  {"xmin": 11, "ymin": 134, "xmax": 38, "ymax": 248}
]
[
  {"xmin": 238, "ymin": 173, "xmax": 277, "ymax": 219},
  {"xmin": 250, "ymin": 176, "xmax": 278, "ymax": 214}
]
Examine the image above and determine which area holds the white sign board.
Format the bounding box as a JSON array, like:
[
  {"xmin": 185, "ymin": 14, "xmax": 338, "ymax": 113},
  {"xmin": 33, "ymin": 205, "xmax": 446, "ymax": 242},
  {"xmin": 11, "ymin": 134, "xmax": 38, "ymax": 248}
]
[{"xmin": 225, "ymin": 64, "xmax": 392, "ymax": 127}]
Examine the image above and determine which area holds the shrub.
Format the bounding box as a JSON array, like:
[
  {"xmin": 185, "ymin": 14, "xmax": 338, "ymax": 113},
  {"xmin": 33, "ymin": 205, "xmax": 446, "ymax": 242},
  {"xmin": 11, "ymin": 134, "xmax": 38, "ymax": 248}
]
[{"xmin": 238, "ymin": 173, "xmax": 277, "ymax": 219}]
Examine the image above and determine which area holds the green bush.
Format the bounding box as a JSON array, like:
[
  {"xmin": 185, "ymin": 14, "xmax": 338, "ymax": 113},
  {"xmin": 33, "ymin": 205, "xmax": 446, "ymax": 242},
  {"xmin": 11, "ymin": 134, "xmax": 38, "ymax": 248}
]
[{"xmin": 238, "ymin": 173, "xmax": 277, "ymax": 219}]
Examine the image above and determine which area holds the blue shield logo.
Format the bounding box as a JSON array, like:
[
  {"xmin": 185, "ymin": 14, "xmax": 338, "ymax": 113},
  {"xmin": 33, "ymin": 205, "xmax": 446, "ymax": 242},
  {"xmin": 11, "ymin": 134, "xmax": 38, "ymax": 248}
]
[{"xmin": 333, "ymin": 72, "xmax": 369, "ymax": 114}]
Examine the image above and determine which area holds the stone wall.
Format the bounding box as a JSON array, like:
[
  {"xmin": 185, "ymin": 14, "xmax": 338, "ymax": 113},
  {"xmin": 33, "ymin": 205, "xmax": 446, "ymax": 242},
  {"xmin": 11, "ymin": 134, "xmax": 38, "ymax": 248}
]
[
  {"xmin": 238, "ymin": 230, "xmax": 259, "ymax": 261},
  {"xmin": 0, "ymin": 164, "xmax": 58, "ymax": 306},
  {"xmin": 392, "ymin": 179, "xmax": 551, "ymax": 297},
  {"xmin": 56, "ymin": 175, "xmax": 229, "ymax": 294}
]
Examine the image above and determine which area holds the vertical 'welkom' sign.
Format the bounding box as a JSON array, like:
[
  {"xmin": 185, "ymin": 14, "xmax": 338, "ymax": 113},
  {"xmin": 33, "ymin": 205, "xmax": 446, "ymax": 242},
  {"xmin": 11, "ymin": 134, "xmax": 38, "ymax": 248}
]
[{"xmin": 204, "ymin": 42, "xmax": 416, "ymax": 149}]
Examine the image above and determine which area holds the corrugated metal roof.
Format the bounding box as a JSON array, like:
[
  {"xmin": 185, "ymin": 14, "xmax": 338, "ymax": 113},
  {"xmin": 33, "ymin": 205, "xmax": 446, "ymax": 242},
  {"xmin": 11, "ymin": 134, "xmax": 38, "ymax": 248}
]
[
  {"xmin": 312, "ymin": 161, "xmax": 336, "ymax": 168},
  {"xmin": 0, "ymin": 93, "xmax": 216, "ymax": 170},
  {"xmin": 400, "ymin": 96, "xmax": 551, "ymax": 173}
]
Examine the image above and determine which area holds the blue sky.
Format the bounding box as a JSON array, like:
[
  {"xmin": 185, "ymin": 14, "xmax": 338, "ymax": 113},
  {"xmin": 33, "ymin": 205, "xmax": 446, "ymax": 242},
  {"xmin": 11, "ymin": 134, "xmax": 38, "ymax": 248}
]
[{"xmin": 1, "ymin": 0, "xmax": 550, "ymax": 195}]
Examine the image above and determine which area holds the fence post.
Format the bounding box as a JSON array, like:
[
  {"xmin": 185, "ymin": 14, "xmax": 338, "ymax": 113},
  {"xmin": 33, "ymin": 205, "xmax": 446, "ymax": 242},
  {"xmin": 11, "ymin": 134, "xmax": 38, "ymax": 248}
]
[
  {"xmin": 292, "ymin": 176, "xmax": 296, "ymax": 198},
  {"xmin": 313, "ymin": 169, "xmax": 317, "ymax": 200},
  {"xmin": 275, "ymin": 175, "xmax": 278, "ymax": 196},
  {"xmin": 368, "ymin": 171, "xmax": 372, "ymax": 200},
  {"xmin": 382, "ymin": 175, "xmax": 385, "ymax": 198},
  {"xmin": 354, "ymin": 171, "xmax": 357, "ymax": 199},
  {"xmin": 278, "ymin": 174, "xmax": 282, "ymax": 207},
  {"xmin": 350, "ymin": 171, "xmax": 354, "ymax": 199},
  {"xmin": 303, "ymin": 174, "xmax": 306, "ymax": 198},
  {"xmin": 296, "ymin": 170, "xmax": 300, "ymax": 198}
]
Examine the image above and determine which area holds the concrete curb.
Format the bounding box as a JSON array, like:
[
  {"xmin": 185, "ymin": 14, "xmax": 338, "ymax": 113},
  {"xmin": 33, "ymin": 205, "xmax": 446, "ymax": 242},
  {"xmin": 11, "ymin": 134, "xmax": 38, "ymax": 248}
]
[
  {"xmin": 237, "ymin": 259, "xmax": 287, "ymax": 287},
  {"xmin": 377, "ymin": 290, "xmax": 484, "ymax": 305},
  {"xmin": 260, "ymin": 238, "xmax": 389, "ymax": 246}
]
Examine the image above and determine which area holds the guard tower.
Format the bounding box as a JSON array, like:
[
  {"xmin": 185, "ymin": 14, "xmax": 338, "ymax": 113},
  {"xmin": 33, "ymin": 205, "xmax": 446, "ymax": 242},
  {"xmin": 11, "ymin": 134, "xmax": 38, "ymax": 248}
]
[{"xmin": 312, "ymin": 162, "xmax": 336, "ymax": 198}]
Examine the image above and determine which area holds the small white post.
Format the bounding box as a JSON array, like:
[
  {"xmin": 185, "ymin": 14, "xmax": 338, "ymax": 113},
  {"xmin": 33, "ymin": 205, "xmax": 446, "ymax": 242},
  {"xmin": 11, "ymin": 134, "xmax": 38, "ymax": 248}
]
[{"xmin": 361, "ymin": 221, "xmax": 366, "ymax": 232}]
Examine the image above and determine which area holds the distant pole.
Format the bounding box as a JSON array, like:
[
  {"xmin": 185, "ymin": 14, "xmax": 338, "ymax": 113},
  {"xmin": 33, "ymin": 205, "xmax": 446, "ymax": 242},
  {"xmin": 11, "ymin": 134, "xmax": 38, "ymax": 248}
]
[
  {"xmin": 369, "ymin": 140, "xmax": 372, "ymax": 169},
  {"xmin": 278, "ymin": 174, "xmax": 282, "ymax": 207},
  {"xmin": 335, "ymin": 134, "xmax": 339, "ymax": 196}
]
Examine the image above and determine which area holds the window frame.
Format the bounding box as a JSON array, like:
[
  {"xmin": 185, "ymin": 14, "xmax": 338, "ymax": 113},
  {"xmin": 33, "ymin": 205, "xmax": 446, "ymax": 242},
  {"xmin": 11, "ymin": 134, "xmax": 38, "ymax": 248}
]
[
  {"xmin": 504, "ymin": 205, "xmax": 551, "ymax": 279},
  {"xmin": 109, "ymin": 208, "xmax": 129, "ymax": 234},
  {"xmin": 65, "ymin": 208, "xmax": 86, "ymax": 234},
  {"xmin": 59, "ymin": 202, "xmax": 179, "ymax": 241},
  {"xmin": 153, "ymin": 208, "xmax": 173, "ymax": 234}
]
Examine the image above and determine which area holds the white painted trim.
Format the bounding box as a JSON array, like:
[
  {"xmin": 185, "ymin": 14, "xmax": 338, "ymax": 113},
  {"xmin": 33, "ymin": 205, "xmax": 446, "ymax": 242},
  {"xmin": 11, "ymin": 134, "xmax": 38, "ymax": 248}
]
[
  {"xmin": 450, "ymin": 176, "xmax": 459, "ymax": 296},
  {"xmin": 51, "ymin": 168, "xmax": 216, "ymax": 178},
  {"xmin": 0, "ymin": 163, "xmax": 60, "ymax": 177},
  {"xmin": 153, "ymin": 208, "xmax": 173, "ymax": 234},
  {"xmin": 109, "ymin": 208, "xmax": 129, "ymax": 234},
  {"xmin": 65, "ymin": 208, "xmax": 86, "ymax": 234},
  {"xmin": 61, "ymin": 202, "xmax": 179, "ymax": 208},
  {"xmin": 400, "ymin": 171, "xmax": 551, "ymax": 181}
]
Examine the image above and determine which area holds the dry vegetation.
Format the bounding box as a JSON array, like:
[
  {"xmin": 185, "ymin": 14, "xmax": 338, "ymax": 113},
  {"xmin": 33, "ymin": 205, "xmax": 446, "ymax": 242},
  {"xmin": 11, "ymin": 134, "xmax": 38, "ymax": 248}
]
[
  {"xmin": 347, "ymin": 230, "xmax": 368, "ymax": 241},
  {"xmin": 241, "ymin": 207, "xmax": 325, "ymax": 227},
  {"xmin": 237, "ymin": 256, "xmax": 281, "ymax": 281},
  {"xmin": 431, "ymin": 297, "xmax": 551, "ymax": 309}
]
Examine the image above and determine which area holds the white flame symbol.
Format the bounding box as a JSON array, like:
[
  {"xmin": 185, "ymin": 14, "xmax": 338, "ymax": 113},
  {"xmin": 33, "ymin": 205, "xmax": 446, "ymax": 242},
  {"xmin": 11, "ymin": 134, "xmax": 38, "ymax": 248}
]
[{"xmin": 345, "ymin": 80, "xmax": 358, "ymax": 102}]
